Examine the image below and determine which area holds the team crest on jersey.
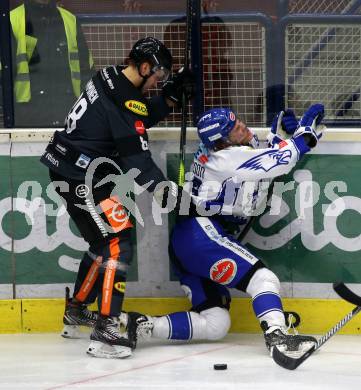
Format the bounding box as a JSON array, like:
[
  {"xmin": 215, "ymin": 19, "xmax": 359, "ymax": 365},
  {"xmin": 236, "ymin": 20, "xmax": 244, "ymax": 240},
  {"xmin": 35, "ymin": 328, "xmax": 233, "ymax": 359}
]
[
  {"xmin": 237, "ymin": 149, "xmax": 292, "ymax": 172},
  {"xmin": 210, "ymin": 259, "xmax": 237, "ymax": 285},
  {"xmin": 125, "ymin": 100, "xmax": 148, "ymax": 116}
]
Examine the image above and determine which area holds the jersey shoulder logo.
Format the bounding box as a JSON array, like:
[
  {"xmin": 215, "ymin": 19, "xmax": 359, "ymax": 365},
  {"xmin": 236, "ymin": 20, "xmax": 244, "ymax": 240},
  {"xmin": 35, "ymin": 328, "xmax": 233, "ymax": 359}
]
[
  {"xmin": 237, "ymin": 149, "xmax": 292, "ymax": 172},
  {"xmin": 125, "ymin": 100, "xmax": 148, "ymax": 116}
]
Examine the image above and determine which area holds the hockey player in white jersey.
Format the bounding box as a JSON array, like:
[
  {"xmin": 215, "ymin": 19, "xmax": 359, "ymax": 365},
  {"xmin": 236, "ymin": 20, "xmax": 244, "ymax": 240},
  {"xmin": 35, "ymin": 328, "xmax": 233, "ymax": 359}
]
[{"xmin": 125, "ymin": 104, "xmax": 324, "ymax": 356}]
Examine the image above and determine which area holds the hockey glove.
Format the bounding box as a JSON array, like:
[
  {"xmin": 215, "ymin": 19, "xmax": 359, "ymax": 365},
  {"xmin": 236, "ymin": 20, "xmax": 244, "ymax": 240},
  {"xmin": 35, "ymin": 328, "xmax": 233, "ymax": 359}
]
[
  {"xmin": 293, "ymin": 103, "xmax": 325, "ymax": 148},
  {"xmin": 268, "ymin": 109, "xmax": 300, "ymax": 147},
  {"xmin": 267, "ymin": 111, "xmax": 286, "ymax": 147},
  {"xmin": 299, "ymin": 103, "xmax": 324, "ymax": 128},
  {"xmin": 282, "ymin": 109, "xmax": 299, "ymax": 134},
  {"xmin": 162, "ymin": 67, "xmax": 195, "ymax": 108}
]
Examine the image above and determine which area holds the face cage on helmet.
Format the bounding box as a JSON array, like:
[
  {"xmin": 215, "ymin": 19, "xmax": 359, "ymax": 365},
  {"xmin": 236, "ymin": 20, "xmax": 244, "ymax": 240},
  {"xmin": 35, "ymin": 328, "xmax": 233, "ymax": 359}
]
[{"xmin": 151, "ymin": 65, "xmax": 170, "ymax": 84}]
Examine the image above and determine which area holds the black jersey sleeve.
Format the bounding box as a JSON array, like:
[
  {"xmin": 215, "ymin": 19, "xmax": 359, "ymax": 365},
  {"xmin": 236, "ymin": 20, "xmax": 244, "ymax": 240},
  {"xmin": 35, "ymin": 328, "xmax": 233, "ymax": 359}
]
[
  {"xmin": 146, "ymin": 95, "xmax": 171, "ymax": 127},
  {"xmin": 115, "ymin": 151, "xmax": 166, "ymax": 192}
]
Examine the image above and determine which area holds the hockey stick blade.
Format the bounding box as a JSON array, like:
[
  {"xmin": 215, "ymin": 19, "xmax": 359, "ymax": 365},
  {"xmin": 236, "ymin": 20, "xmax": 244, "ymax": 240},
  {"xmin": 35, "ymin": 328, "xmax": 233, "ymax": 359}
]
[
  {"xmin": 333, "ymin": 282, "xmax": 361, "ymax": 306},
  {"xmin": 273, "ymin": 304, "xmax": 361, "ymax": 370},
  {"xmin": 272, "ymin": 344, "xmax": 316, "ymax": 370}
]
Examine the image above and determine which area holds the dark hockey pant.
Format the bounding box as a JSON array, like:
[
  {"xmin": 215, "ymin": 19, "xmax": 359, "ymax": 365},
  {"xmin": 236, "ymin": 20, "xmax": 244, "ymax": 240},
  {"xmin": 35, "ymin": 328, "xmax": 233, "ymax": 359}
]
[{"xmin": 50, "ymin": 170, "xmax": 133, "ymax": 317}]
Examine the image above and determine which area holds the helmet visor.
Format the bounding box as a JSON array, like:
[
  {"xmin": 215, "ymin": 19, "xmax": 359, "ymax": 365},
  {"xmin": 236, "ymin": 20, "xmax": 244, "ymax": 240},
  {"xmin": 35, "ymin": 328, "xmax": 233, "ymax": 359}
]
[{"xmin": 152, "ymin": 65, "xmax": 170, "ymax": 83}]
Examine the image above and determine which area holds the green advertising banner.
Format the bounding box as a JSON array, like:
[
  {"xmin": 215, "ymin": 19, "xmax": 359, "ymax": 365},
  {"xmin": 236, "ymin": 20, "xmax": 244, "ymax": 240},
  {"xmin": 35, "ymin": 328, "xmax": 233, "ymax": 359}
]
[
  {"xmin": 0, "ymin": 155, "xmax": 12, "ymax": 285},
  {"xmin": 167, "ymin": 153, "xmax": 361, "ymax": 283},
  {"xmin": 244, "ymin": 154, "xmax": 361, "ymax": 283},
  {"xmin": 0, "ymin": 140, "xmax": 360, "ymax": 298},
  {"xmin": 0, "ymin": 156, "xmax": 138, "ymax": 289}
]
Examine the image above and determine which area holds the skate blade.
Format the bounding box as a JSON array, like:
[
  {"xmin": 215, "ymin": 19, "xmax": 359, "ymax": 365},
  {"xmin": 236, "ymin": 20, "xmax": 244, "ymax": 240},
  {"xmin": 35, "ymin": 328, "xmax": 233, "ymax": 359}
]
[
  {"xmin": 61, "ymin": 325, "xmax": 83, "ymax": 339},
  {"xmin": 86, "ymin": 341, "xmax": 132, "ymax": 359}
]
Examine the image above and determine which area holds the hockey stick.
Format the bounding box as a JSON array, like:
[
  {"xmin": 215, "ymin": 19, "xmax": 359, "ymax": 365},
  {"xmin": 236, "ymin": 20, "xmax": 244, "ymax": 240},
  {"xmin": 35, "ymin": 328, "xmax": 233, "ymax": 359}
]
[
  {"xmin": 272, "ymin": 297, "xmax": 361, "ymax": 370},
  {"xmin": 177, "ymin": 0, "xmax": 193, "ymax": 187},
  {"xmin": 333, "ymin": 282, "xmax": 361, "ymax": 306}
]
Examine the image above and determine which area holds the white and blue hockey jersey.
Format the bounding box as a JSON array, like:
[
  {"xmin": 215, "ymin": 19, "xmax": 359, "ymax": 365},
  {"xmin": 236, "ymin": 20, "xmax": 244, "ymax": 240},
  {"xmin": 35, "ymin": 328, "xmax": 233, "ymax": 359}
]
[{"xmin": 190, "ymin": 137, "xmax": 306, "ymax": 224}]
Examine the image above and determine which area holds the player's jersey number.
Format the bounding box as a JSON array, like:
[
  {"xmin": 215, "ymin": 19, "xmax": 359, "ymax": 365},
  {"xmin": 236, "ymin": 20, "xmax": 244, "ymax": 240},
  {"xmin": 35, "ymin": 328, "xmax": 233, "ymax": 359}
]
[{"xmin": 65, "ymin": 96, "xmax": 88, "ymax": 133}]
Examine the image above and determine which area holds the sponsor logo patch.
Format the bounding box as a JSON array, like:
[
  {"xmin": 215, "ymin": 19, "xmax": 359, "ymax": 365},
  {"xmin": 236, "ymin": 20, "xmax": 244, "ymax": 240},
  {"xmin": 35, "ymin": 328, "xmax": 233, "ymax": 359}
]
[
  {"xmin": 210, "ymin": 258, "xmax": 237, "ymax": 285},
  {"xmin": 75, "ymin": 184, "xmax": 90, "ymax": 198},
  {"xmin": 135, "ymin": 120, "xmax": 146, "ymax": 135},
  {"xmin": 45, "ymin": 152, "xmax": 59, "ymax": 167},
  {"xmin": 198, "ymin": 122, "xmax": 220, "ymax": 134},
  {"xmin": 278, "ymin": 140, "xmax": 288, "ymax": 149},
  {"xmin": 111, "ymin": 203, "xmax": 129, "ymax": 223},
  {"xmin": 55, "ymin": 143, "xmax": 67, "ymax": 155},
  {"xmin": 75, "ymin": 153, "xmax": 91, "ymax": 169},
  {"xmin": 114, "ymin": 281, "xmax": 126, "ymax": 293},
  {"xmin": 99, "ymin": 196, "xmax": 133, "ymax": 232},
  {"xmin": 125, "ymin": 100, "xmax": 148, "ymax": 116}
]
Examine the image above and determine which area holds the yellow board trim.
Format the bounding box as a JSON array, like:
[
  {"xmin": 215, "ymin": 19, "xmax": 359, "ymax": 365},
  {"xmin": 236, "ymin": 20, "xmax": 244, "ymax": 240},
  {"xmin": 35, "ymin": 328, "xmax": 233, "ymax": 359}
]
[
  {"xmin": 1, "ymin": 297, "xmax": 360, "ymax": 334},
  {"xmin": 0, "ymin": 300, "xmax": 22, "ymax": 333}
]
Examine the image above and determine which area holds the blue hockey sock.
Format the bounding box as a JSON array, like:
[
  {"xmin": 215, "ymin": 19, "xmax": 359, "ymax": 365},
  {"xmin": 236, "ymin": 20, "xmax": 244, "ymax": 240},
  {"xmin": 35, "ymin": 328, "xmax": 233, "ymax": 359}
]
[
  {"xmin": 252, "ymin": 291, "xmax": 283, "ymax": 319},
  {"xmin": 165, "ymin": 312, "xmax": 193, "ymax": 340}
]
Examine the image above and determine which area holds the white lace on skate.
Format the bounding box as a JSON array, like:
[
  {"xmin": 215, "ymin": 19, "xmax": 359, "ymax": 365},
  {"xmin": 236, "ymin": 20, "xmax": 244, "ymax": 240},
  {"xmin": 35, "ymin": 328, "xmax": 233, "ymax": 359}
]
[
  {"xmin": 121, "ymin": 312, "xmax": 154, "ymax": 341},
  {"xmin": 135, "ymin": 316, "xmax": 154, "ymax": 340},
  {"xmin": 267, "ymin": 315, "xmax": 316, "ymax": 357}
]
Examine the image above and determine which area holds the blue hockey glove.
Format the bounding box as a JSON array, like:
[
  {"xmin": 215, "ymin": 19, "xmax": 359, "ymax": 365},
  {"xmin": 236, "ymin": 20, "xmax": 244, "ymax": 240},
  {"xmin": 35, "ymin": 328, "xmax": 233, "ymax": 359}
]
[
  {"xmin": 267, "ymin": 111, "xmax": 285, "ymax": 147},
  {"xmin": 282, "ymin": 109, "xmax": 299, "ymax": 134},
  {"xmin": 299, "ymin": 103, "xmax": 324, "ymax": 127},
  {"xmin": 293, "ymin": 103, "xmax": 325, "ymax": 148},
  {"xmin": 268, "ymin": 109, "xmax": 299, "ymax": 147}
]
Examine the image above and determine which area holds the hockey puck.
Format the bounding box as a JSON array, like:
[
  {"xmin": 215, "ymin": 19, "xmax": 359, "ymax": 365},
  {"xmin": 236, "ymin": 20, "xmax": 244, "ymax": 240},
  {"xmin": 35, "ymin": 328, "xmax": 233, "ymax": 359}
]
[{"xmin": 213, "ymin": 364, "xmax": 227, "ymax": 370}]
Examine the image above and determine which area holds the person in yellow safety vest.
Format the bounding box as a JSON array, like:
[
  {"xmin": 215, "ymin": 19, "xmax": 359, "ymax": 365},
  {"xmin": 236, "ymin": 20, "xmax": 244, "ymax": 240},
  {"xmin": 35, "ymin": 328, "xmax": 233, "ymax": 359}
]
[{"xmin": 9, "ymin": 0, "xmax": 95, "ymax": 127}]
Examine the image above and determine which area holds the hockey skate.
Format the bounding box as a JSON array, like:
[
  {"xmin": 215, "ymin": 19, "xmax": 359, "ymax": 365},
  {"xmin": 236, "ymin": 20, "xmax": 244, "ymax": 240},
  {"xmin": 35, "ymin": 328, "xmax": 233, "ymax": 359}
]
[
  {"xmin": 87, "ymin": 315, "xmax": 133, "ymax": 359},
  {"xmin": 61, "ymin": 287, "xmax": 98, "ymax": 339},
  {"xmin": 261, "ymin": 321, "xmax": 317, "ymax": 355},
  {"xmin": 123, "ymin": 312, "xmax": 154, "ymax": 349}
]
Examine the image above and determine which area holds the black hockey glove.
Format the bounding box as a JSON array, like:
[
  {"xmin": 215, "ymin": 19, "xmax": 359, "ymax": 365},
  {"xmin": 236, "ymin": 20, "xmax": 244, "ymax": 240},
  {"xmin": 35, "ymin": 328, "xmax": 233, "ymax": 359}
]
[{"xmin": 162, "ymin": 67, "xmax": 195, "ymax": 108}]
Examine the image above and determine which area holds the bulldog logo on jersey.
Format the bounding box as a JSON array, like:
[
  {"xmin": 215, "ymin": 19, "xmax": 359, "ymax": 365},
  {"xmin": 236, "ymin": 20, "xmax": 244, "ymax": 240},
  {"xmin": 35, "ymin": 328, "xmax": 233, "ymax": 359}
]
[
  {"xmin": 210, "ymin": 259, "xmax": 237, "ymax": 285},
  {"xmin": 125, "ymin": 100, "xmax": 148, "ymax": 116}
]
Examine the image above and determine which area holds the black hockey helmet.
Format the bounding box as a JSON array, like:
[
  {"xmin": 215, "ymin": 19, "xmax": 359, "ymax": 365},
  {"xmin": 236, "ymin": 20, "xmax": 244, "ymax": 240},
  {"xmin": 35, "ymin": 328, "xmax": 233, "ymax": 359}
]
[{"xmin": 129, "ymin": 37, "xmax": 172, "ymax": 82}]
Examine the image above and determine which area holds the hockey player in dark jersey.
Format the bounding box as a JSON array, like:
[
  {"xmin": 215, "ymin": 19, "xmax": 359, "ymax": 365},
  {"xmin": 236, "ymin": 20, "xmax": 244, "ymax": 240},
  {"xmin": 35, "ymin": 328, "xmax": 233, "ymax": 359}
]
[{"xmin": 40, "ymin": 36, "xmax": 194, "ymax": 359}]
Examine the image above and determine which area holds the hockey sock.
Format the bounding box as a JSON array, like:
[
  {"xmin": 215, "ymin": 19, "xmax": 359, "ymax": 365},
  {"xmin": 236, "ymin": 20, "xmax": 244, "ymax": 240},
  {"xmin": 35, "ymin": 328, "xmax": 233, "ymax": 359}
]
[
  {"xmin": 153, "ymin": 312, "xmax": 195, "ymax": 340},
  {"xmin": 246, "ymin": 268, "xmax": 285, "ymax": 327},
  {"xmin": 74, "ymin": 251, "xmax": 100, "ymax": 304},
  {"xmin": 152, "ymin": 307, "xmax": 230, "ymax": 341},
  {"xmin": 252, "ymin": 291, "xmax": 285, "ymax": 326}
]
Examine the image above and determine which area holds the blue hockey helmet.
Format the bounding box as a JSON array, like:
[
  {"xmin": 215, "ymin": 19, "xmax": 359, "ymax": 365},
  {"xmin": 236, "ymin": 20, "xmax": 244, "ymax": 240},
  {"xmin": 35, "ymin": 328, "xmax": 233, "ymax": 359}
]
[{"xmin": 197, "ymin": 108, "xmax": 237, "ymax": 148}]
